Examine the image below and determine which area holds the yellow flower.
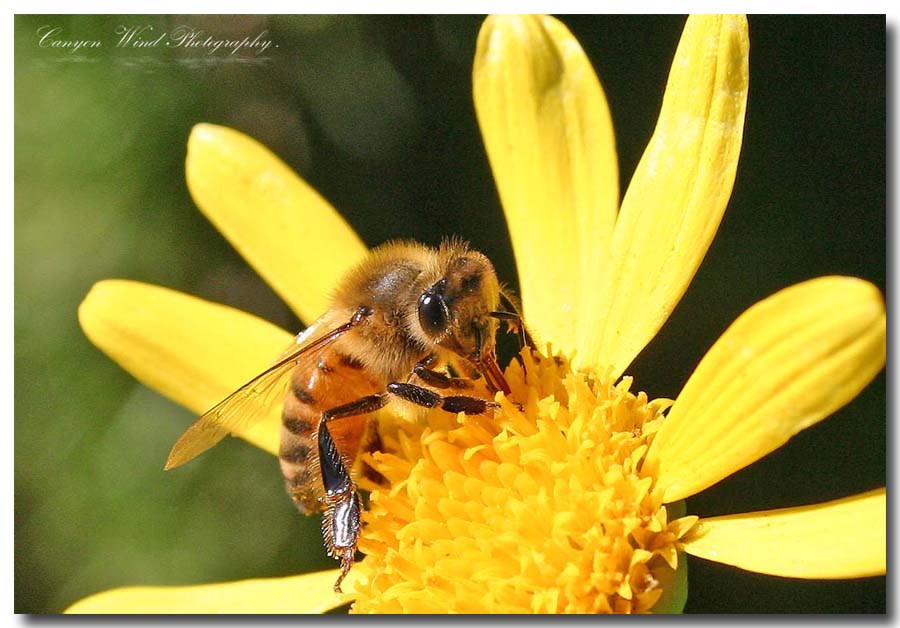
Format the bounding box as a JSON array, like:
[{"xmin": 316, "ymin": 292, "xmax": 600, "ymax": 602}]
[{"xmin": 69, "ymin": 14, "xmax": 885, "ymax": 614}]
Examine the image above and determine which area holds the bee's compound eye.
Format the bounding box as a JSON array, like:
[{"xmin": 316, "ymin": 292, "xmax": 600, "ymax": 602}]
[{"xmin": 417, "ymin": 291, "xmax": 449, "ymax": 337}]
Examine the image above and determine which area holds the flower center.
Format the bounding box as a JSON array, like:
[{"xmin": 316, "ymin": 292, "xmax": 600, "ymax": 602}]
[{"xmin": 348, "ymin": 350, "xmax": 694, "ymax": 613}]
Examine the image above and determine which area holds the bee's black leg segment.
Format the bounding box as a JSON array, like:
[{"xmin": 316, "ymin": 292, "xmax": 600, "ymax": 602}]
[
  {"xmin": 441, "ymin": 395, "xmax": 500, "ymax": 414},
  {"xmin": 386, "ymin": 382, "xmax": 442, "ymax": 408},
  {"xmin": 387, "ymin": 382, "xmax": 499, "ymax": 415},
  {"xmin": 315, "ymin": 422, "xmax": 360, "ymax": 593},
  {"xmin": 317, "ymin": 392, "xmax": 388, "ymax": 593},
  {"xmin": 413, "ymin": 360, "xmax": 474, "ymax": 390},
  {"xmin": 319, "ymin": 393, "xmax": 389, "ymax": 493},
  {"xmin": 322, "ymin": 393, "xmax": 390, "ymax": 422},
  {"xmin": 317, "ymin": 421, "xmax": 350, "ymax": 495}
]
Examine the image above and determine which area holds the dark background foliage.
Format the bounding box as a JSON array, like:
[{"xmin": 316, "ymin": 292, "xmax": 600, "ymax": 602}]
[{"xmin": 14, "ymin": 15, "xmax": 885, "ymax": 613}]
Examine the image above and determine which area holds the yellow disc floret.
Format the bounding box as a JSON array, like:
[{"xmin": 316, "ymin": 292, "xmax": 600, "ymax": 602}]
[{"xmin": 350, "ymin": 350, "xmax": 697, "ymax": 613}]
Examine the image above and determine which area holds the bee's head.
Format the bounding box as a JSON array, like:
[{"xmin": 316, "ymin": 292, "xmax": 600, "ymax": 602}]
[{"xmin": 416, "ymin": 245, "xmax": 509, "ymax": 393}]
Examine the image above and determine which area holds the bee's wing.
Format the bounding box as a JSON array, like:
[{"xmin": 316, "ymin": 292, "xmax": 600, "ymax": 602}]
[{"xmin": 164, "ymin": 312, "xmax": 362, "ymax": 470}]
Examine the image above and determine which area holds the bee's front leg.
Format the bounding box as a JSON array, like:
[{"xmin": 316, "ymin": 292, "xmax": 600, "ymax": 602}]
[
  {"xmin": 495, "ymin": 290, "xmax": 536, "ymax": 352},
  {"xmin": 318, "ymin": 393, "xmax": 389, "ymax": 593},
  {"xmin": 412, "ymin": 357, "xmax": 475, "ymax": 390}
]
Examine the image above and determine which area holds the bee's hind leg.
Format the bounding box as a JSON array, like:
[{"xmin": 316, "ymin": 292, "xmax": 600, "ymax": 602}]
[
  {"xmin": 316, "ymin": 382, "xmax": 502, "ymax": 593},
  {"xmin": 318, "ymin": 393, "xmax": 389, "ymax": 593}
]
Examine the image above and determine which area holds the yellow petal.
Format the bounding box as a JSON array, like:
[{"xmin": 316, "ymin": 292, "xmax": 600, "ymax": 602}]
[
  {"xmin": 473, "ymin": 14, "xmax": 618, "ymax": 356},
  {"xmin": 65, "ymin": 569, "xmax": 351, "ymax": 613},
  {"xmin": 186, "ymin": 123, "xmax": 368, "ymax": 324},
  {"xmin": 588, "ymin": 15, "xmax": 749, "ymax": 377},
  {"xmin": 646, "ymin": 276, "xmax": 886, "ymax": 502},
  {"xmin": 683, "ymin": 489, "xmax": 886, "ymax": 579},
  {"xmin": 79, "ymin": 280, "xmax": 292, "ymax": 456}
]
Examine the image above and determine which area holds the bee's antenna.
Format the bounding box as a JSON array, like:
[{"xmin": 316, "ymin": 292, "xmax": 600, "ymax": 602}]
[{"xmin": 493, "ymin": 289, "xmax": 536, "ymax": 352}]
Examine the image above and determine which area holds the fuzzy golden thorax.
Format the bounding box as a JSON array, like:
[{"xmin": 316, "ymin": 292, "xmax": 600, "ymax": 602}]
[{"xmin": 329, "ymin": 240, "xmax": 503, "ymax": 382}]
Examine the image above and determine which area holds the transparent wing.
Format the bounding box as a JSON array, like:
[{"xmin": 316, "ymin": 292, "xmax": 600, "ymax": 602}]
[{"xmin": 165, "ymin": 311, "xmax": 365, "ymax": 470}]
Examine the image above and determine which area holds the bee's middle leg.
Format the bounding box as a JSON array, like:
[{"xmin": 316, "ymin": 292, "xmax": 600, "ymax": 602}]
[{"xmin": 387, "ymin": 382, "xmax": 499, "ymax": 415}]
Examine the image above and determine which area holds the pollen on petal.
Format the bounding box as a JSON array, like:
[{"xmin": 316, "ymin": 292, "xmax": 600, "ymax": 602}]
[{"xmin": 350, "ymin": 351, "xmax": 687, "ymax": 613}]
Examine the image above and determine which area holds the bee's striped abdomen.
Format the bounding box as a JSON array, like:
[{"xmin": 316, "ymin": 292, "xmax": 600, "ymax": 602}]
[{"xmin": 279, "ymin": 347, "xmax": 383, "ymax": 515}]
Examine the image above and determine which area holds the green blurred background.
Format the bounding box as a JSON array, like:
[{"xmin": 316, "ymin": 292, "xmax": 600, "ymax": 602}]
[{"xmin": 14, "ymin": 15, "xmax": 885, "ymax": 614}]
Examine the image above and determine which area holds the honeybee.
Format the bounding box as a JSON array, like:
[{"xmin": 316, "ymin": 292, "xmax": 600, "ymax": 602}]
[{"xmin": 164, "ymin": 239, "xmax": 532, "ymax": 592}]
